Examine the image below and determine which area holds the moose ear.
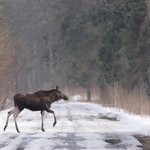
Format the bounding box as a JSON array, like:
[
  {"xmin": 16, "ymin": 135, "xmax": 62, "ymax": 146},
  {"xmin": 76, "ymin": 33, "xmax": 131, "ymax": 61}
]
[{"xmin": 56, "ymin": 85, "xmax": 59, "ymax": 90}]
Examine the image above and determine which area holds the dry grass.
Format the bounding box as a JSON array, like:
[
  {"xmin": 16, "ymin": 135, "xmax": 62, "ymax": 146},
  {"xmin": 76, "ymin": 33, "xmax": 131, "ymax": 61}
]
[
  {"xmin": 64, "ymin": 83, "xmax": 150, "ymax": 116},
  {"xmin": 102, "ymin": 83, "xmax": 150, "ymax": 116}
]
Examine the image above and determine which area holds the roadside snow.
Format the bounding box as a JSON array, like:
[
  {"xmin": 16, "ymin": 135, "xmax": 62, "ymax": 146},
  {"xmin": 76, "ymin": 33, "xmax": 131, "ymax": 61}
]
[
  {"xmin": 70, "ymin": 95, "xmax": 82, "ymax": 102},
  {"xmin": 0, "ymin": 101, "xmax": 150, "ymax": 150}
]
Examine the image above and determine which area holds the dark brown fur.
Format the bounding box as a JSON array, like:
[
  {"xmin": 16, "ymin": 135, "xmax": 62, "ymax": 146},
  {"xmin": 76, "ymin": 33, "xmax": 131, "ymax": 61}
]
[{"xmin": 4, "ymin": 85, "xmax": 68, "ymax": 133}]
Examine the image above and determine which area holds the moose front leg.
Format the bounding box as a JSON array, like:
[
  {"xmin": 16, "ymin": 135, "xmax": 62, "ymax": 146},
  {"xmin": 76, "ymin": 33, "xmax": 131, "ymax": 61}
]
[
  {"xmin": 41, "ymin": 110, "xmax": 45, "ymax": 132},
  {"xmin": 52, "ymin": 111, "xmax": 57, "ymax": 127},
  {"xmin": 46, "ymin": 108, "xmax": 57, "ymax": 127}
]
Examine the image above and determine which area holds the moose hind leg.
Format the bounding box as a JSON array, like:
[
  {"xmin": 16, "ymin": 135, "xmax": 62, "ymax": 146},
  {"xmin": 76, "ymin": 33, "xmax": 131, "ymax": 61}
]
[
  {"xmin": 13, "ymin": 107, "xmax": 22, "ymax": 133},
  {"xmin": 4, "ymin": 108, "xmax": 16, "ymax": 131}
]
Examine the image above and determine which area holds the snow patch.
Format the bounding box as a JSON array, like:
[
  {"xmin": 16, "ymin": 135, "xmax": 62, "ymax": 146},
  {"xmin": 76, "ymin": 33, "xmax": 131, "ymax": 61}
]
[
  {"xmin": 0, "ymin": 102, "xmax": 150, "ymax": 149},
  {"xmin": 70, "ymin": 95, "xmax": 82, "ymax": 102}
]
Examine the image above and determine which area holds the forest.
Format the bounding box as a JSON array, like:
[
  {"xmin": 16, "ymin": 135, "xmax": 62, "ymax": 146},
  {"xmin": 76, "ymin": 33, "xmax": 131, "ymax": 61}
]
[{"xmin": 0, "ymin": 0, "xmax": 150, "ymax": 114}]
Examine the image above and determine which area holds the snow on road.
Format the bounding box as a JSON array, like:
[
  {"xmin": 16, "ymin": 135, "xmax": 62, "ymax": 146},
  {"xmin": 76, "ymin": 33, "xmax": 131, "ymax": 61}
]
[{"xmin": 0, "ymin": 101, "xmax": 150, "ymax": 150}]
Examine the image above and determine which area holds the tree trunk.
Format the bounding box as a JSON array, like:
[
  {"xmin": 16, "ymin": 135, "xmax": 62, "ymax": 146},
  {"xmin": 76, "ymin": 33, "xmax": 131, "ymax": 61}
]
[
  {"xmin": 146, "ymin": 0, "xmax": 150, "ymax": 21},
  {"xmin": 143, "ymin": 68, "xmax": 150, "ymax": 98},
  {"xmin": 86, "ymin": 86, "xmax": 91, "ymax": 101}
]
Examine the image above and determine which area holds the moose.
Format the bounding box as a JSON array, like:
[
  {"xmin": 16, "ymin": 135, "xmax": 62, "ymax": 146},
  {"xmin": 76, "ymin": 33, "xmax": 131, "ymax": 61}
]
[{"xmin": 3, "ymin": 85, "xmax": 68, "ymax": 133}]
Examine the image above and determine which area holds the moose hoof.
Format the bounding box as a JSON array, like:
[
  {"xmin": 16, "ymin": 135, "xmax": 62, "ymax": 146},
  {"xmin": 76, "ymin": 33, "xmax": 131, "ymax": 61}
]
[
  {"xmin": 4, "ymin": 126, "xmax": 6, "ymax": 131},
  {"xmin": 41, "ymin": 128, "xmax": 45, "ymax": 132},
  {"xmin": 53, "ymin": 122, "xmax": 57, "ymax": 127},
  {"xmin": 16, "ymin": 129, "xmax": 20, "ymax": 133}
]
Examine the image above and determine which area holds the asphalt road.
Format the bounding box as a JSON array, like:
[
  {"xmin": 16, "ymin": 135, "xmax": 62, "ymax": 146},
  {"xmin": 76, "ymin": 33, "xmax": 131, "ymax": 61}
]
[{"xmin": 0, "ymin": 102, "xmax": 142, "ymax": 150}]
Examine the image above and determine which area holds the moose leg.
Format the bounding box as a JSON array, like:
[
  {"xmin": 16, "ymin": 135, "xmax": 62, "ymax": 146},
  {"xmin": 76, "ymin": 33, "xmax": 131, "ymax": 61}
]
[
  {"xmin": 4, "ymin": 108, "xmax": 16, "ymax": 131},
  {"xmin": 46, "ymin": 108, "xmax": 57, "ymax": 127},
  {"xmin": 13, "ymin": 107, "xmax": 22, "ymax": 133},
  {"xmin": 41, "ymin": 110, "xmax": 45, "ymax": 132}
]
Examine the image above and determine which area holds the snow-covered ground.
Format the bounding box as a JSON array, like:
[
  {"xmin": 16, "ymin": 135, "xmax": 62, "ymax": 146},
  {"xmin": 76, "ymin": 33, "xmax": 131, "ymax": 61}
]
[{"xmin": 0, "ymin": 99, "xmax": 150, "ymax": 150}]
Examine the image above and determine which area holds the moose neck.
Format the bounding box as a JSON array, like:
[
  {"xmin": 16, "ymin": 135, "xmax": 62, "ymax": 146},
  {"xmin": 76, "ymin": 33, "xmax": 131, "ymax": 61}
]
[{"xmin": 47, "ymin": 90, "xmax": 59, "ymax": 103}]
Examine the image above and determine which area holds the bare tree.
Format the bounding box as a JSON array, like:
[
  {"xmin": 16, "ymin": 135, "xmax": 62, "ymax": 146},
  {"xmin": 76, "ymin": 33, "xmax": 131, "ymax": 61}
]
[{"xmin": 0, "ymin": 2, "xmax": 31, "ymax": 109}]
